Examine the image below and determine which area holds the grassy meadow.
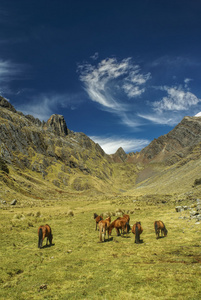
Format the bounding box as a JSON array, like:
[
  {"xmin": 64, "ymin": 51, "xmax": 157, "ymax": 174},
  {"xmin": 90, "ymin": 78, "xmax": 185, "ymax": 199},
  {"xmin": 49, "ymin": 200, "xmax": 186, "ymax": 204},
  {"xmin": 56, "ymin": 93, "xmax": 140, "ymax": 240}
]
[{"xmin": 0, "ymin": 191, "xmax": 201, "ymax": 300}]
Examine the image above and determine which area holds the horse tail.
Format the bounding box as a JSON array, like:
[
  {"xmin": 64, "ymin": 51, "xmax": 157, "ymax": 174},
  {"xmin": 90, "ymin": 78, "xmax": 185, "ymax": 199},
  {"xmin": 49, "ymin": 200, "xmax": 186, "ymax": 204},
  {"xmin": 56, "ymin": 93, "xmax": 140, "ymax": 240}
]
[
  {"xmin": 38, "ymin": 228, "xmax": 43, "ymax": 248},
  {"xmin": 135, "ymin": 225, "xmax": 140, "ymax": 244},
  {"xmin": 155, "ymin": 221, "xmax": 158, "ymax": 235},
  {"xmin": 126, "ymin": 222, "xmax": 130, "ymax": 233}
]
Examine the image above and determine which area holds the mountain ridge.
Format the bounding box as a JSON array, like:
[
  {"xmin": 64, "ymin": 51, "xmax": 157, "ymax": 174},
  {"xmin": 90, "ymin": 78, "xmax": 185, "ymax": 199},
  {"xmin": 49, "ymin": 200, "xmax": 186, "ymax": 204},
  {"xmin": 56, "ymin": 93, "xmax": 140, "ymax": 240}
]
[{"xmin": 1, "ymin": 96, "xmax": 201, "ymax": 201}]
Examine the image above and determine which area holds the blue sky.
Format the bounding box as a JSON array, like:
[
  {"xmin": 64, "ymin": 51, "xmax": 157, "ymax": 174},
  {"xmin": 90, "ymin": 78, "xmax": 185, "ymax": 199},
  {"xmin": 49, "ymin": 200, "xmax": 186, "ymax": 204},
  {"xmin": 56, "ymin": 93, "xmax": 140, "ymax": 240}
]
[{"xmin": 1, "ymin": 0, "xmax": 201, "ymax": 154}]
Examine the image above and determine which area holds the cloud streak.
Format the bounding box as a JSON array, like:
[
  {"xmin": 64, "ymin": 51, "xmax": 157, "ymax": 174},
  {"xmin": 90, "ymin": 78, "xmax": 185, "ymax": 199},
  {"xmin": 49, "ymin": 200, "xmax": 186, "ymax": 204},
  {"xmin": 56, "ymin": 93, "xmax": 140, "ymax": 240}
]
[
  {"xmin": 16, "ymin": 92, "xmax": 84, "ymax": 121},
  {"xmin": 78, "ymin": 56, "xmax": 151, "ymax": 115},
  {"xmin": 90, "ymin": 135, "xmax": 150, "ymax": 154}
]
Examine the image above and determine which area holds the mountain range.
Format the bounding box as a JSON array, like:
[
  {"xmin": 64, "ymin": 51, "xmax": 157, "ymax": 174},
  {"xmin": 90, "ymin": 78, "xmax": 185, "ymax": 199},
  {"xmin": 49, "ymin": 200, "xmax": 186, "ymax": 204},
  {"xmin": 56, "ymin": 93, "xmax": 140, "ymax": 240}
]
[{"xmin": 1, "ymin": 96, "xmax": 201, "ymax": 201}]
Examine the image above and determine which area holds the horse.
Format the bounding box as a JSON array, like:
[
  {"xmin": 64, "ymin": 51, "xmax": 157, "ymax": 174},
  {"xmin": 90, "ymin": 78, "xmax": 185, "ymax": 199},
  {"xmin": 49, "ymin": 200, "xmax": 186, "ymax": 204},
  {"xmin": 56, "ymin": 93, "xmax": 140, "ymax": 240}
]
[
  {"xmin": 108, "ymin": 217, "xmax": 130, "ymax": 237},
  {"xmin": 98, "ymin": 217, "xmax": 111, "ymax": 242},
  {"xmin": 132, "ymin": 222, "xmax": 143, "ymax": 244},
  {"xmin": 123, "ymin": 214, "xmax": 130, "ymax": 223},
  {"xmin": 154, "ymin": 220, "xmax": 168, "ymax": 239},
  {"xmin": 94, "ymin": 213, "xmax": 103, "ymax": 230},
  {"xmin": 38, "ymin": 224, "xmax": 53, "ymax": 248}
]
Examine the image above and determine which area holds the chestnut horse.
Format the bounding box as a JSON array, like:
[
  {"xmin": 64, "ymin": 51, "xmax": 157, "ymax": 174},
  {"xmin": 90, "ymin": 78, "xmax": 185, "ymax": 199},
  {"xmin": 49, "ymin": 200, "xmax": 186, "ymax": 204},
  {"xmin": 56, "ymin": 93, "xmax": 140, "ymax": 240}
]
[
  {"xmin": 38, "ymin": 224, "xmax": 53, "ymax": 248},
  {"xmin": 98, "ymin": 217, "xmax": 111, "ymax": 242},
  {"xmin": 154, "ymin": 220, "xmax": 168, "ymax": 239},
  {"xmin": 108, "ymin": 217, "xmax": 130, "ymax": 237},
  {"xmin": 132, "ymin": 222, "xmax": 143, "ymax": 244},
  {"xmin": 123, "ymin": 214, "xmax": 130, "ymax": 223},
  {"xmin": 94, "ymin": 213, "xmax": 103, "ymax": 230}
]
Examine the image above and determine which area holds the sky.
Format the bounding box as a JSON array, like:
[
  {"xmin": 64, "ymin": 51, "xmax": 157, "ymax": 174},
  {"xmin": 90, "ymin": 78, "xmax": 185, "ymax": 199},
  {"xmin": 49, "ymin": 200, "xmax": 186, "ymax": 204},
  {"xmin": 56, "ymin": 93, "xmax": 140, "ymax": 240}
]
[{"xmin": 1, "ymin": 0, "xmax": 201, "ymax": 154}]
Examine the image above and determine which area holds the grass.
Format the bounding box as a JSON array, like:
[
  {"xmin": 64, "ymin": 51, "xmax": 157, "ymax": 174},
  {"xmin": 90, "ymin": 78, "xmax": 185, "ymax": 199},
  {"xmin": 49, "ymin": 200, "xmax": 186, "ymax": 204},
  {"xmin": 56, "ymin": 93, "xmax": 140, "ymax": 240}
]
[{"xmin": 0, "ymin": 193, "xmax": 201, "ymax": 300}]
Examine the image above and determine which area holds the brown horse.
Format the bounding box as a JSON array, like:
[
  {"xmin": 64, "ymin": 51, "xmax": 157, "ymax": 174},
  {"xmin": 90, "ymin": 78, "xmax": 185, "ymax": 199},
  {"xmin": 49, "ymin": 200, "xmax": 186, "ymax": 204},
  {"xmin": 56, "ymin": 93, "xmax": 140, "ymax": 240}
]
[
  {"xmin": 38, "ymin": 224, "xmax": 53, "ymax": 248},
  {"xmin": 94, "ymin": 213, "xmax": 103, "ymax": 230},
  {"xmin": 154, "ymin": 220, "xmax": 168, "ymax": 239},
  {"xmin": 123, "ymin": 214, "xmax": 130, "ymax": 223},
  {"xmin": 132, "ymin": 222, "xmax": 143, "ymax": 244},
  {"xmin": 98, "ymin": 217, "xmax": 111, "ymax": 242},
  {"xmin": 118, "ymin": 214, "xmax": 130, "ymax": 234},
  {"xmin": 108, "ymin": 217, "xmax": 130, "ymax": 237}
]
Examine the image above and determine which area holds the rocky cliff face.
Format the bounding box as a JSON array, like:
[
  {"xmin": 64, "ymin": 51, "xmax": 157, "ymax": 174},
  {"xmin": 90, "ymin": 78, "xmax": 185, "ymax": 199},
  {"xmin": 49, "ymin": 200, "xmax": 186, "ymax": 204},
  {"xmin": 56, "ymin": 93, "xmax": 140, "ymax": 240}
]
[
  {"xmin": 138, "ymin": 116, "xmax": 201, "ymax": 165},
  {"xmin": 0, "ymin": 97, "xmax": 114, "ymax": 193}
]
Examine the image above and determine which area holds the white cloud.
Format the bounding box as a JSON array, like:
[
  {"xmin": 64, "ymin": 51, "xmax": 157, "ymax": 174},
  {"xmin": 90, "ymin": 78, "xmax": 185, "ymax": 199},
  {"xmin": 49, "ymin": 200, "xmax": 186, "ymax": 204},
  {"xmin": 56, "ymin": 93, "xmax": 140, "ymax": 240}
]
[
  {"xmin": 78, "ymin": 57, "xmax": 151, "ymax": 116},
  {"xmin": 90, "ymin": 135, "xmax": 150, "ymax": 154},
  {"xmin": 152, "ymin": 86, "xmax": 201, "ymax": 112}
]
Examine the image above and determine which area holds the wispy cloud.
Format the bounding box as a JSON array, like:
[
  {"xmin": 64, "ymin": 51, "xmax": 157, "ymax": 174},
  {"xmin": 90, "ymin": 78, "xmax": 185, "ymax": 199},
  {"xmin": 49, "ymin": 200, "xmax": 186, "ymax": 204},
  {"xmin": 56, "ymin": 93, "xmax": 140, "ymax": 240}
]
[
  {"xmin": 90, "ymin": 135, "xmax": 150, "ymax": 154},
  {"xmin": 0, "ymin": 60, "xmax": 23, "ymax": 82},
  {"xmin": 0, "ymin": 59, "xmax": 26, "ymax": 95},
  {"xmin": 78, "ymin": 55, "xmax": 201, "ymax": 129},
  {"xmin": 16, "ymin": 92, "xmax": 83, "ymax": 121},
  {"xmin": 78, "ymin": 56, "xmax": 151, "ymax": 116}
]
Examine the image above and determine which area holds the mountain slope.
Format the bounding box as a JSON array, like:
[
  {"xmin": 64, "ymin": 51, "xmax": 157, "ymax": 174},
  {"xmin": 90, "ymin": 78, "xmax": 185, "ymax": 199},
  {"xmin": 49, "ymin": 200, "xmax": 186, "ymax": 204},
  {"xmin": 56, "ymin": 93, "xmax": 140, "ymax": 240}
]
[{"xmin": 1, "ymin": 96, "xmax": 201, "ymax": 202}]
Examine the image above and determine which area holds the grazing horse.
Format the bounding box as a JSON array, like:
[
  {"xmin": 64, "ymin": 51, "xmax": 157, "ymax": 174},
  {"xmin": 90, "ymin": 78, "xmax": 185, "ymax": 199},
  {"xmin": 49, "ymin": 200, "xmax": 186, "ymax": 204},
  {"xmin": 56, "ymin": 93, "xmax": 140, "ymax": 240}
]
[
  {"xmin": 154, "ymin": 220, "xmax": 168, "ymax": 239},
  {"xmin": 123, "ymin": 214, "xmax": 130, "ymax": 223},
  {"xmin": 98, "ymin": 217, "xmax": 111, "ymax": 242},
  {"xmin": 94, "ymin": 213, "xmax": 103, "ymax": 230},
  {"xmin": 132, "ymin": 222, "xmax": 143, "ymax": 244},
  {"xmin": 108, "ymin": 217, "xmax": 130, "ymax": 237},
  {"xmin": 38, "ymin": 224, "xmax": 53, "ymax": 248}
]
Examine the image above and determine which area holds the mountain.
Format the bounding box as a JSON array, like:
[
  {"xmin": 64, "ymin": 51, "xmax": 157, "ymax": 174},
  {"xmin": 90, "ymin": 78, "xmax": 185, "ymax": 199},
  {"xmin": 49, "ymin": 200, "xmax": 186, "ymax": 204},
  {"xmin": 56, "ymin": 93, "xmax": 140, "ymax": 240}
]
[{"xmin": 1, "ymin": 96, "xmax": 201, "ymax": 201}]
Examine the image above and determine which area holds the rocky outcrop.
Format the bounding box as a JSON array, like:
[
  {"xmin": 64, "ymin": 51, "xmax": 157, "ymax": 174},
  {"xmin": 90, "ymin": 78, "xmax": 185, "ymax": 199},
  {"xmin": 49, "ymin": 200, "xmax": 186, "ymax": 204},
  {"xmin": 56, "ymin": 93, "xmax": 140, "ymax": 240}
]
[
  {"xmin": 0, "ymin": 96, "xmax": 16, "ymax": 112},
  {"xmin": 45, "ymin": 114, "xmax": 68, "ymax": 136}
]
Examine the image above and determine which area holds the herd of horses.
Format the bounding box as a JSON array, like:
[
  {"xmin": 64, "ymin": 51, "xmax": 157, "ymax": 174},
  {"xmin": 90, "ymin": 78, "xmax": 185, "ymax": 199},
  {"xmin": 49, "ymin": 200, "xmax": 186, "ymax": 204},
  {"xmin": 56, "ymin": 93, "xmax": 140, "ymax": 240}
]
[
  {"xmin": 37, "ymin": 214, "xmax": 168, "ymax": 248},
  {"xmin": 94, "ymin": 213, "xmax": 168, "ymax": 243}
]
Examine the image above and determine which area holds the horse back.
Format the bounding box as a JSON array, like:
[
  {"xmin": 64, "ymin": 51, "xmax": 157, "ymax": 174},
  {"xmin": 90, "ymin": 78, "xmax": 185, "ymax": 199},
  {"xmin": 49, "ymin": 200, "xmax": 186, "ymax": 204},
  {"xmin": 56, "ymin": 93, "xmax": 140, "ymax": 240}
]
[
  {"xmin": 96, "ymin": 216, "xmax": 103, "ymax": 223},
  {"xmin": 132, "ymin": 222, "xmax": 143, "ymax": 234},
  {"xmin": 123, "ymin": 214, "xmax": 130, "ymax": 223}
]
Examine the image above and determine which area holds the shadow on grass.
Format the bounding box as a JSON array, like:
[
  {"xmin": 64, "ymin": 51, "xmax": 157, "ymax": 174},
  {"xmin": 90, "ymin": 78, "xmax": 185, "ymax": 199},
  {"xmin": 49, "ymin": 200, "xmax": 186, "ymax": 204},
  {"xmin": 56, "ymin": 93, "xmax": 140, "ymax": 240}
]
[
  {"xmin": 40, "ymin": 243, "xmax": 55, "ymax": 249},
  {"xmin": 98, "ymin": 237, "xmax": 114, "ymax": 243},
  {"xmin": 134, "ymin": 239, "xmax": 144, "ymax": 244}
]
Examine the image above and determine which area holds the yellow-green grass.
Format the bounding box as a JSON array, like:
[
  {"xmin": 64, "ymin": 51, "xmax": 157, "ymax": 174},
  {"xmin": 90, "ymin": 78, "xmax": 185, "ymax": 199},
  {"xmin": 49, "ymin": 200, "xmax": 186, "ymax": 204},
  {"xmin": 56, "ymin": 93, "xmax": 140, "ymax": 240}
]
[{"xmin": 0, "ymin": 195, "xmax": 201, "ymax": 300}]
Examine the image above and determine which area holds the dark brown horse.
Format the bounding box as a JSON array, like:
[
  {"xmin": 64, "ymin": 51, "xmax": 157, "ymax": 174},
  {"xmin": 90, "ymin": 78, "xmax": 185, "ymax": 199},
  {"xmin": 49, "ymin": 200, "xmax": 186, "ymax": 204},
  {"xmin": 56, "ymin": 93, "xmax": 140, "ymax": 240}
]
[
  {"xmin": 38, "ymin": 224, "xmax": 53, "ymax": 248},
  {"xmin": 94, "ymin": 213, "xmax": 103, "ymax": 230},
  {"xmin": 132, "ymin": 222, "xmax": 143, "ymax": 244},
  {"xmin": 154, "ymin": 220, "xmax": 168, "ymax": 239},
  {"xmin": 108, "ymin": 217, "xmax": 130, "ymax": 237}
]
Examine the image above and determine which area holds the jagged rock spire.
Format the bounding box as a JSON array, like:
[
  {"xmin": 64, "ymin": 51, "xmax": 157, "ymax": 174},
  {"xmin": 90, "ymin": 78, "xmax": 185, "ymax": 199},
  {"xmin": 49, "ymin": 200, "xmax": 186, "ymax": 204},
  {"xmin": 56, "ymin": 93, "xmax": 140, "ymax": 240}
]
[{"xmin": 46, "ymin": 114, "xmax": 68, "ymax": 136}]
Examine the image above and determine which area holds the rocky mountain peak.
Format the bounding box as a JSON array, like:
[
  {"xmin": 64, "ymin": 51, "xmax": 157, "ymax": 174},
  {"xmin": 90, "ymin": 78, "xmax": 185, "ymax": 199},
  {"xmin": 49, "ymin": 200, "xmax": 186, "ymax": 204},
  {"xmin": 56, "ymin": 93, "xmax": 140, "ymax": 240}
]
[
  {"xmin": 111, "ymin": 147, "xmax": 127, "ymax": 162},
  {"xmin": 0, "ymin": 96, "xmax": 16, "ymax": 113},
  {"xmin": 46, "ymin": 114, "xmax": 68, "ymax": 136}
]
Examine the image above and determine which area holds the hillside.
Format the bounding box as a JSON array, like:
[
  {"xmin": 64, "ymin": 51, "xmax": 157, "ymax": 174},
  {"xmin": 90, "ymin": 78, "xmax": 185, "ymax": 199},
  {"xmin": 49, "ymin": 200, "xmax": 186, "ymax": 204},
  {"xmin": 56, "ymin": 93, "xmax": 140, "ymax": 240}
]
[{"xmin": 1, "ymin": 96, "xmax": 201, "ymax": 203}]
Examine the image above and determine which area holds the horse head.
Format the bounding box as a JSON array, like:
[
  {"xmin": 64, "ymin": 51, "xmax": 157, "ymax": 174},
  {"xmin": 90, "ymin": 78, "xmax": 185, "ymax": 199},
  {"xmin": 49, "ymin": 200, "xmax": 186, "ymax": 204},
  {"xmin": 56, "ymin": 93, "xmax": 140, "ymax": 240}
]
[{"xmin": 94, "ymin": 213, "xmax": 98, "ymax": 219}]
